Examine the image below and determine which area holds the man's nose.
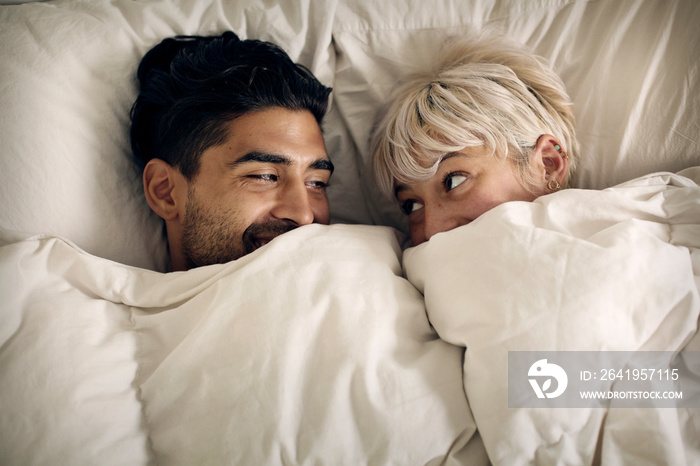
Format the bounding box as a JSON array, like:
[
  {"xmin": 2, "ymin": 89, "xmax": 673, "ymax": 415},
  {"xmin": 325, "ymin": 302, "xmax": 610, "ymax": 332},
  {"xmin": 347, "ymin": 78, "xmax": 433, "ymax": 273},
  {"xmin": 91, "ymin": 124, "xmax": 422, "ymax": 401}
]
[{"xmin": 270, "ymin": 179, "xmax": 315, "ymax": 225}]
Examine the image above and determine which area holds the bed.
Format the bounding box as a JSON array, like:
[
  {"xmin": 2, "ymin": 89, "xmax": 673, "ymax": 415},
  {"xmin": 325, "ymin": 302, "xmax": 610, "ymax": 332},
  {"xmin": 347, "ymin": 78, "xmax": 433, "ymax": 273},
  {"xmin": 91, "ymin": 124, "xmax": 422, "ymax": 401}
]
[{"xmin": 1, "ymin": 0, "xmax": 699, "ymax": 464}]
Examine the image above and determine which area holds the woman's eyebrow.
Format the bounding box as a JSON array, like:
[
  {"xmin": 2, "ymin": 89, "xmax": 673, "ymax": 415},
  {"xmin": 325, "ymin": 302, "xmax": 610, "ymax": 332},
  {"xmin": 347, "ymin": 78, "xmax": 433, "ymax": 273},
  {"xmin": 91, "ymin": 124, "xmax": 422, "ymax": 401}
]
[
  {"xmin": 392, "ymin": 152, "xmax": 466, "ymax": 199},
  {"xmin": 439, "ymin": 152, "xmax": 464, "ymax": 163}
]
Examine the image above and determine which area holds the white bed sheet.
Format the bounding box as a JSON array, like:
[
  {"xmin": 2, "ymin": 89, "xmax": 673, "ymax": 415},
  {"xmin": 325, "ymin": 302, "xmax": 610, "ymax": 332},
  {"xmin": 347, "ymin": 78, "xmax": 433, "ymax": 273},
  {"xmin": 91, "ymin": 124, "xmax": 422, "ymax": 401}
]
[{"xmin": 0, "ymin": 224, "xmax": 482, "ymax": 465}]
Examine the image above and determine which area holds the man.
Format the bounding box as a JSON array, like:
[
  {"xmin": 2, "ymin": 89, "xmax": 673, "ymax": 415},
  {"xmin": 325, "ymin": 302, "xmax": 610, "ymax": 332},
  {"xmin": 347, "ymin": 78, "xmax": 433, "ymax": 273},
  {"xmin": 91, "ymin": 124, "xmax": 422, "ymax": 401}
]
[{"xmin": 130, "ymin": 31, "xmax": 333, "ymax": 271}]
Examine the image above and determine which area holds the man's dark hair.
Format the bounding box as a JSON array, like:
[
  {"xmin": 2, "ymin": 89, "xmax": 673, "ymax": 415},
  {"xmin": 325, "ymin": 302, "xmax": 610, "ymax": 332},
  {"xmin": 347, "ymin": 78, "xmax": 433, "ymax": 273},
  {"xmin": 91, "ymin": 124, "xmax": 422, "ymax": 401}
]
[{"xmin": 130, "ymin": 31, "xmax": 332, "ymax": 179}]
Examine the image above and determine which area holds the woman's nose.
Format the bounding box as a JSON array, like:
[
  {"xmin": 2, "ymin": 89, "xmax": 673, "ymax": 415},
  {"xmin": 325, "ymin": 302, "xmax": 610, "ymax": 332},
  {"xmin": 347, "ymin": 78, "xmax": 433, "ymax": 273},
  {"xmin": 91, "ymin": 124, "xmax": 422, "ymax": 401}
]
[{"xmin": 422, "ymin": 204, "xmax": 464, "ymax": 242}]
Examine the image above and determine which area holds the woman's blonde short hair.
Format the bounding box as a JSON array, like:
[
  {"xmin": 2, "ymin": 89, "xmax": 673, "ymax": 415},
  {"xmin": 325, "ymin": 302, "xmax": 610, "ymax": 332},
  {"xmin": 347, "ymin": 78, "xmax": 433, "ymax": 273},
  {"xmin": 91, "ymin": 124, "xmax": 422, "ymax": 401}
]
[{"xmin": 371, "ymin": 34, "xmax": 579, "ymax": 199}]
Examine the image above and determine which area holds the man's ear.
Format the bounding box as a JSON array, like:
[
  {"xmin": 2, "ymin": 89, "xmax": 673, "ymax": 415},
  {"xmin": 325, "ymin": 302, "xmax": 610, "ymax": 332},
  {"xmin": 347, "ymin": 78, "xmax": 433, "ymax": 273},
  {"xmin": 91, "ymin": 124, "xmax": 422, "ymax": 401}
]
[
  {"xmin": 534, "ymin": 134, "xmax": 568, "ymax": 187},
  {"xmin": 143, "ymin": 158, "xmax": 184, "ymax": 221}
]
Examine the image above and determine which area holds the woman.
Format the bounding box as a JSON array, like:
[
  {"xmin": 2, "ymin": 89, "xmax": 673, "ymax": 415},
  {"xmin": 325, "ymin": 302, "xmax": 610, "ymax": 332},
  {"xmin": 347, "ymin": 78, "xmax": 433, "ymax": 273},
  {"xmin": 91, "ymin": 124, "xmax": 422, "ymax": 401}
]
[
  {"xmin": 371, "ymin": 34, "xmax": 580, "ymax": 245},
  {"xmin": 370, "ymin": 34, "xmax": 700, "ymax": 464}
]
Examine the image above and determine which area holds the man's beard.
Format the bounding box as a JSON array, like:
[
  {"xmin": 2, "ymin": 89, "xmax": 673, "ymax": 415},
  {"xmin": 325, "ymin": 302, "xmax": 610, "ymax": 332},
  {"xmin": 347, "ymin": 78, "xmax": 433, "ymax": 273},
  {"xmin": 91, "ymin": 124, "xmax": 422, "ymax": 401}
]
[{"xmin": 181, "ymin": 188, "xmax": 298, "ymax": 269}]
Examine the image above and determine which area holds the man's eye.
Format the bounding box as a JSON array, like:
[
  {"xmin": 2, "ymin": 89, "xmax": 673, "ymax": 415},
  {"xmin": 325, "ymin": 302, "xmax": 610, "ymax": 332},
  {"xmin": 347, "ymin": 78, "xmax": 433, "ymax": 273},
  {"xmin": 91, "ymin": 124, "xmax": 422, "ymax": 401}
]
[
  {"xmin": 307, "ymin": 180, "xmax": 329, "ymax": 190},
  {"xmin": 248, "ymin": 174, "xmax": 278, "ymax": 182},
  {"xmin": 399, "ymin": 199, "xmax": 424, "ymax": 216},
  {"xmin": 444, "ymin": 173, "xmax": 467, "ymax": 191}
]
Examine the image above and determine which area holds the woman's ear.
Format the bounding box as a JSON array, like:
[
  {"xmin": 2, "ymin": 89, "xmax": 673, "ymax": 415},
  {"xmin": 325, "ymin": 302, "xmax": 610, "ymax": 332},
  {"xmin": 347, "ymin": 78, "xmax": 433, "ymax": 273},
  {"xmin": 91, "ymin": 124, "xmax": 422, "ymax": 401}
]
[
  {"xmin": 143, "ymin": 158, "xmax": 184, "ymax": 221},
  {"xmin": 534, "ymin": 134, "xmax": 568, "ymax": 188}
]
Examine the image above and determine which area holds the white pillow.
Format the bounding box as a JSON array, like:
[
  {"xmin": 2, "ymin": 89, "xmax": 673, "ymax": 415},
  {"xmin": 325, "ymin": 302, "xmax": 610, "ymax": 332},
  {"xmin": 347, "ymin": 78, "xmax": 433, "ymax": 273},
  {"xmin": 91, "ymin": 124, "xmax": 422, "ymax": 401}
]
[
  {"xmin": 331, "ymin": 0, "xmax": 700, "ymax": 231},
  {"xmin": 2, "ymin": 0, "xmax": 699, "ymax": 265},
  {"xmin": 0, "ymin": 0, "xmax": 336, "ymax": 270}
]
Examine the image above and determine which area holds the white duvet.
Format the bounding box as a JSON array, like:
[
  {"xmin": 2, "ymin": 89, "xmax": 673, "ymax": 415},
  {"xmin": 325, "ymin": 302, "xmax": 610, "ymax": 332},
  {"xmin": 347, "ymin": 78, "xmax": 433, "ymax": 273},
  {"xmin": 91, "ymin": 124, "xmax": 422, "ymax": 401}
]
[
  {"xmin": 0, "ymin": 225, "xmax": 480, "ymax": 465},
  {"xmin": 403, "ymin": 169, "xmax": 700, "ymax": 465},
  {"xmin": 2, "ymin": 171, "xmax": 700, "ymax": 464}
]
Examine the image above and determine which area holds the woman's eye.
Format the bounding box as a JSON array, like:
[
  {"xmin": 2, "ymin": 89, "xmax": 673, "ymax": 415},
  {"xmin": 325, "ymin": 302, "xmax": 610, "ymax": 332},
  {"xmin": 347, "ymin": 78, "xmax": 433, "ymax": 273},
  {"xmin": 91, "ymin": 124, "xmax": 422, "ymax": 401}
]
[
  {"xmin": 444, "ymin": 174, "xmax": 467, "ymax": 191},
  {"xmin": 399, "ymin": 199, "xmax": 424, "ymax": 216}
]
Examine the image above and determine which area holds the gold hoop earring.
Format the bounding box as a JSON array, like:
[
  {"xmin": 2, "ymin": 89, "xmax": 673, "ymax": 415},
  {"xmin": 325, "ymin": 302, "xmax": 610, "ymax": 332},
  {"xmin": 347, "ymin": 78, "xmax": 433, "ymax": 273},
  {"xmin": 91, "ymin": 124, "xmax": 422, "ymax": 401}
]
[{"xmin": 547, "ymin": 179, "xmax": 561, "ymax": 192}]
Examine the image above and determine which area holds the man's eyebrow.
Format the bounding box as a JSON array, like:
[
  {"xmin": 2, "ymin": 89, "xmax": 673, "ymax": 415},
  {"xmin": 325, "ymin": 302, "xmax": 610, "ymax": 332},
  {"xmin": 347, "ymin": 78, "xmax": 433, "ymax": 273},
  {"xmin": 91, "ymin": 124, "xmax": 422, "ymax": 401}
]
[
  {"xmin": 394, "ymin": 184, "xmax": 407, "ymax": 199},
  {"xmin": 227, "ymin": 151, "xmax": 333, "ymax": 174},
  {"xmin": 227, "ymin": 151, "xmax": 291, "ymax": 168},
  {"xmin": 310, "ymin": 158, "xmax": 334, "ymax": 174}
]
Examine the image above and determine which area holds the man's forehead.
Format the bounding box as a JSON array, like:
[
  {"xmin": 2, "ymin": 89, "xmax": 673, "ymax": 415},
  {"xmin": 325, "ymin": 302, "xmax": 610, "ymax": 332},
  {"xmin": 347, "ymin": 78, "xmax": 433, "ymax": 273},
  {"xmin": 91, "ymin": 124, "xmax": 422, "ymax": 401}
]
[{"xmin": 217, "ymin": 108, "xmax": 329, "ymax": 164}]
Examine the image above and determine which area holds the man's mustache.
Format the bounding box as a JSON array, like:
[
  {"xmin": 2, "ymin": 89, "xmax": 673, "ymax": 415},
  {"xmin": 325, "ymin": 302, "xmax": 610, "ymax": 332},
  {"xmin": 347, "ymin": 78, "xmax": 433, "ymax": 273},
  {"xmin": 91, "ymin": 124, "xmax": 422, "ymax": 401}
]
[{"xmin": 242, "ymin": 220, "xmax": 299, "ymax": 254}]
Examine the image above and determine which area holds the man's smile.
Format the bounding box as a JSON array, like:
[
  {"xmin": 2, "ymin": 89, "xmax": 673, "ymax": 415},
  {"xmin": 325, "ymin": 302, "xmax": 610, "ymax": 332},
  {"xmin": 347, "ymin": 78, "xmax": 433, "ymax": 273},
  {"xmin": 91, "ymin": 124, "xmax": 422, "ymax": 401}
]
[{"xmin": 243, "ymin": 221, "xmax": 299, "ymax": 254}]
